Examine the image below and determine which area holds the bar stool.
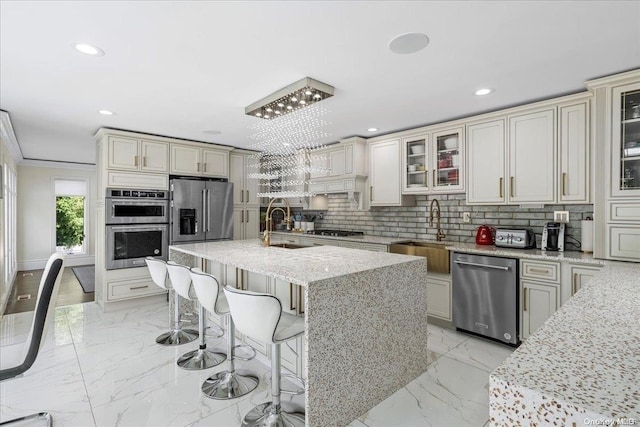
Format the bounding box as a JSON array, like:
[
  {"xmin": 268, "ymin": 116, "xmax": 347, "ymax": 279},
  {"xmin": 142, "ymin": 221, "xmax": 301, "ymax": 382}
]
[
  {"xmin": 166, "ymin": 262, "xmax": 225, "ymax": 370},
  {"xmin": 146, "ymin": 257, "xmax": 198, "ymax": 346},
  {"xmin": 223, "ymin": 286, "xmax": 306, "ymax": 427},
  {"xmin": 190, "ymin": 268, "xmax": 259, "ymax": 399}
]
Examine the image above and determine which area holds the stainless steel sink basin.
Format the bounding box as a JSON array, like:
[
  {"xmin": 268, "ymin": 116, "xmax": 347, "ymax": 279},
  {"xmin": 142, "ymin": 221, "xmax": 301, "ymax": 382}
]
[
  {"xmin": 269, "ymin": 243, "xmax": 308, "ymax": 249},
  {"xmin": 389, "ymin": 241, "xmax": 451, "ymax": 274}
]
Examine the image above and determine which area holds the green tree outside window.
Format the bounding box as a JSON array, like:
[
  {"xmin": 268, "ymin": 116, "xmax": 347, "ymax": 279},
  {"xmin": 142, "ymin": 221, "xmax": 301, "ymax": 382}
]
[{"xmin": 56, "ymin": 196, "xmax": 85, "ymax": 250}]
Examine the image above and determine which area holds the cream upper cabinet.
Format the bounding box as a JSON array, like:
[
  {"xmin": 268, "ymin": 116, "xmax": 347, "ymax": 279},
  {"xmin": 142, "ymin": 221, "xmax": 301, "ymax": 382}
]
[
  {"xmin": 559, "ymin": 102, "xmax": 590, "ymax": 203},
  {"xmin": 402, "ymin": 133, "xmax": 429, "ymax": 193},
  {"xmin": 467, "ymin": 119, "xmax": 506, "ymax": 204},
  {"xmin": 170, "ymin": 144, "xmax": 229, "ymax": 178},
  {"xmin": 108, "ymin": 136, "xmax": 139, "ymax": 170},
  {"xmin": 140, "ymin": 140, "xmax": 169, "ymax": 172},
  {"xmin": 508, "ymin": 109, "xmax": 556, "ymax": 204},
  {"xmin": 170, "ymin": 144, "xmax": 200, "ymax": 175},
  {"xmin": 612, "ymin": 82, "xmax": 640, "ymax": 198},
  {"xmin": 401, "ymin": 127, "xmax": 465, "ymax": 195},
  {"xmin": 431, "ymin": 127, "xmax": 464, "ymax": 193},
  {"xmin": 369, "ymin": 138, "xmax": 408, "ymax": 206},
  {"xmin": 108, "ymin": 136, "xmax": 169, "ymax": 173}
]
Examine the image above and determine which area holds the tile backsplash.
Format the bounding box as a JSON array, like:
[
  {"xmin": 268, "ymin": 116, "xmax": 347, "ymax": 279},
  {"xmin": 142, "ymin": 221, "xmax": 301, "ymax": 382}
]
[{"xmin": 313, "ymin": 193, "xmax": 593, "ymax": 251}]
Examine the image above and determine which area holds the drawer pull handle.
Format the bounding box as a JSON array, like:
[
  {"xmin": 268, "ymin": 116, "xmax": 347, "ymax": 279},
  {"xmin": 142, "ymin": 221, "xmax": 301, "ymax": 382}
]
[
  {"xmin": 130, "ymin": 285, "xmax": 149, "ymax": 290},
  {"xmin": 529, "ymin": 268, "xmax": 550, "ymax": 274},
  {"xmin": 523, "ymin": 288, "xmax": 528, "ymax": 311},
  {"xmin": 453, "ymin": 260, "xmax": 509, "ymax": 271},
  {"xmin": 572, "ymin": 272, "xmax": 577, "ymax": 295}
]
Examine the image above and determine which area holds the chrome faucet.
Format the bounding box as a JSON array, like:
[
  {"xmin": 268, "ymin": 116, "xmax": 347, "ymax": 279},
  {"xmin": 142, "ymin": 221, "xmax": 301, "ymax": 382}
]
[
  {"xmin": 429, "ymin": 198, "xmax": 447, "ymax": 241},
  {"xmin": 262, "ymin": 198, "xmax": 291, "ymax": 247}
]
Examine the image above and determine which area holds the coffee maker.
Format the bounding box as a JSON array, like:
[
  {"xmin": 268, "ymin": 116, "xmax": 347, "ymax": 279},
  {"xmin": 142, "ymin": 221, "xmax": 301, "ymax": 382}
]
[{"xmin": 541, "ymin": 222, "xmax": 565, "ymax": 251}]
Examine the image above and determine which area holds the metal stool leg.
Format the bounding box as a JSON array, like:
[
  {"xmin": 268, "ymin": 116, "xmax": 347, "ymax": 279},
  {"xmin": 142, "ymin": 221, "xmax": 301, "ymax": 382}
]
[
  {"xmin": 202, "ymin": 314, "xmax": 259, "ymax": 399},
  {"xmin": 156, "ymin": 290, "xmax": 199, "ymax": 346},
  {"xmin": 177, "ymin": 303, "xmax": 226, "ymax": 370},
  {"xmin": 241, "ymin": 343, "xmax": 305, "ymax": 427}
]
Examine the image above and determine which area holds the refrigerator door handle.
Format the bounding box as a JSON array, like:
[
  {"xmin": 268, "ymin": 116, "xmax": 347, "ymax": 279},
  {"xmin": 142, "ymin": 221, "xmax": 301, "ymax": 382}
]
[
  {"xmin": 202, "ymin": 188, "xmax": 207, "ymax": 236},
  {"xmin": 206, "ymin": 189, "xmax": 211, "ymax": 232}
]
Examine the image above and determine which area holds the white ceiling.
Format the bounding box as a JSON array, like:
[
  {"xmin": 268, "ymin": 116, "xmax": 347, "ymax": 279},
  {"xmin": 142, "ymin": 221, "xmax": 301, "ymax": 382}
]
[{"xmin": 1, "ymin": 1, "xmax": 639, "ymax": 165}]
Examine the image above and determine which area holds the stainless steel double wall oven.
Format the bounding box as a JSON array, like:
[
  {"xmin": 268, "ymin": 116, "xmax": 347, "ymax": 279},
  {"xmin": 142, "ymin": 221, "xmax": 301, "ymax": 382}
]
[{"xmin": 105, "ymin": 188, "xmax": 169, "ymax": 270}]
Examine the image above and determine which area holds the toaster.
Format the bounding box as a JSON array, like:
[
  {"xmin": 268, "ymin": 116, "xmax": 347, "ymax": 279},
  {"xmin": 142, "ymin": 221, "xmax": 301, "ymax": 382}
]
[{"xmin": 495, "ymin": 228, "xmax": 536, "ymax": 249}]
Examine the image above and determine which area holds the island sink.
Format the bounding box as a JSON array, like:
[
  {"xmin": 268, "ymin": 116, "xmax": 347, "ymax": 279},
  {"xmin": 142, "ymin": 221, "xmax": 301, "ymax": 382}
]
[{"xmin": 269, "ymin": 243, "xmax": 308, "ymax": 249}]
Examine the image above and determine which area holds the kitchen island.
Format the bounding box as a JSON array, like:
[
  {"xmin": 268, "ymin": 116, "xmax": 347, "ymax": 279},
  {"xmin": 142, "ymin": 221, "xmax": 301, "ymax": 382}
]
[
  {"xmin": 489, "ymin": 261, "xmax": 640, "ymax": 425},
  {"xmin": 170, "ymin": 239, "xmax": 429, "ymax": 427}
]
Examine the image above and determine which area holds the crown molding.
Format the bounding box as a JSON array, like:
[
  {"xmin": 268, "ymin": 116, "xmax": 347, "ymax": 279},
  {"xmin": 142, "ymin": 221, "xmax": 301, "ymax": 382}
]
[{"xmin": 0, "ymin": 110, "xmax": 24, "ymax": 163}]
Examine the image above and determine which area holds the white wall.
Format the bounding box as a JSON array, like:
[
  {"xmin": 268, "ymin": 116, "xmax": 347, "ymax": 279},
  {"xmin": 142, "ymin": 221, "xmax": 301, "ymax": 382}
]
[{"xmin": 17, "ymin": 165, "xmax": 96, "ymax": 270}]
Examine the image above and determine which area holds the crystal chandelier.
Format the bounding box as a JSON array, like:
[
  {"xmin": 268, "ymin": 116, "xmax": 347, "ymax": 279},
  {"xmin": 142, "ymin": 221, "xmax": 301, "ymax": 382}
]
[{"xmin": 245, "ymin": 78, "xmax": 334, "ymax": 199}]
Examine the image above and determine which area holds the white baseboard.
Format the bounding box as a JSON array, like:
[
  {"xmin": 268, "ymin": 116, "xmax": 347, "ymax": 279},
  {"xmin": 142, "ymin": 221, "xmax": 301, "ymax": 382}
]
[{"xmin": 18, "ymin": 255, "xmax": 95, "ymax": 271}]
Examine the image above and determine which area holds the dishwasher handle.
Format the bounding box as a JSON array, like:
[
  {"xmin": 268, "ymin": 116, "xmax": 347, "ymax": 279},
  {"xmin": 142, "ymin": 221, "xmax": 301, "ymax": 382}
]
[{"xmin": 453, "ymin": 260, "xmax": 510, "ymax": 271}]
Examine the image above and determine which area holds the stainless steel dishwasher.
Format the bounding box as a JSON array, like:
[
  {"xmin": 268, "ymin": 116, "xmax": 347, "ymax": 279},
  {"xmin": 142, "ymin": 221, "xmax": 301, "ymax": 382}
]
[{"xmin": 452, "ymin": 252, "xmax": 519, "ymax": 345}]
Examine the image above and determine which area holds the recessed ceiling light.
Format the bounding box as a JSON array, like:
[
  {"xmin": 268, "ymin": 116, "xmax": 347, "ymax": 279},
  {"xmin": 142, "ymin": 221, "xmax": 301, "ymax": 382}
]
[
  {"xmin": 474, "ymin": 88, "xmax": 493, "ymax": 96},
  {"xmin": 98, "ymin": 109, "xmax": 115, "ymax": 116},
  {"xmin": 388, "ymin": 33, "xmax": 429, "ymax": 54},
  {"xmin": 203, "ymin": 130, "xmax": 221, "ymax": 135},
  {"xmin": 74, "ymin": 43, "xmax": 104, "ymax": 56},
  {"xmin": 368, "ymin": 128, "xmax": 379, "ymax": 132}
]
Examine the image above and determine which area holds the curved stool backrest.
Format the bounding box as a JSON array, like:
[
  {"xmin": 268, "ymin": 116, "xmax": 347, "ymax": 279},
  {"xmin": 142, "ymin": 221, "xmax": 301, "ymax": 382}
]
[
  {"xmin": 223, "ymin": 286, "xmax": 282, "ymax": 344},
  {"xmin": 145, "ymin": 257, "xmax": 169, "ymax": 290},
  {"xmin": 190, "ymin": 269, "xmax": 228, "ymax": 315},
  {"xmin": 166, "ymin": 262, "xmax": 196, "ymax": 300},
  {"xmin": 1, "ymin": 253, "xmax": 65, "ymax": 381}
]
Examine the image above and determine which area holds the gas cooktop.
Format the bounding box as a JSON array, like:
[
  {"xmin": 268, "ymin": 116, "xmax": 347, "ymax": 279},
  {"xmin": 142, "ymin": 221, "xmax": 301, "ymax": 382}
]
[{"xmin": 308, "ymin": 229, "xmax": 364, "ymax": 237}]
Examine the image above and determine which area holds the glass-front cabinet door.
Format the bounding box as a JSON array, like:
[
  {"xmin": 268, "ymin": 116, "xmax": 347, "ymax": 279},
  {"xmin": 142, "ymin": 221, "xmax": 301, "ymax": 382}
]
[
  {"xmin": 402, "ymin": 134, "xmax": 429, "ymax": 193},
  {"xmin": 431, "ymin": 127, "xmax": 464, "ymax": 193},
  {"xmin": 613, "ymin": 83, "xmax": 640, "ymax": 197}
]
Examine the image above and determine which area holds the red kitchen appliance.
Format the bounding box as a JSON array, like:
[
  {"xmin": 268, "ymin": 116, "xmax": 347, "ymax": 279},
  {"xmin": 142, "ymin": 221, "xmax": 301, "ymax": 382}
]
[{"xmin": 475, "ymin": 225, "xmax": 495, "ymax": 245}]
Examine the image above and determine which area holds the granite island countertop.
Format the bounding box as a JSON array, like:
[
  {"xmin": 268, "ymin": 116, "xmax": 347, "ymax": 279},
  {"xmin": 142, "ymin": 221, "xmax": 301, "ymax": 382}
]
[
  {"xmin": 170, "ymin": 239, "xmax": 424, "ymax": 286},
  {"xmin": 489, "ymin": 261, "xmax": 640, "ymax": 425}
]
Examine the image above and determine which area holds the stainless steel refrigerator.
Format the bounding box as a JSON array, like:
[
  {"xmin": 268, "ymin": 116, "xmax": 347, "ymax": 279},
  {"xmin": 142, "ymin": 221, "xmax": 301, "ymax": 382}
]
[{"xmin": 169, "ymin": 178, "xmax": 234, "ymax": 244}]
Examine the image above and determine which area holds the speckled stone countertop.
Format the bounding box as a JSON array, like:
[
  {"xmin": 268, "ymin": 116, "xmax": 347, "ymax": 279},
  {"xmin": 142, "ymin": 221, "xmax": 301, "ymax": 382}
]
[
  {"xmin": 490, "ymin": 261, "xmax": 640, "ymax": 425},
  {"xmin": 270, "ymin": 231, "xmax": 408, "ymax": 246},
  {"xmin": 445, "ymin": 242, "xmax": 605, "ymax": 265},
  {"xmin": 170, "ymin": 239, "xmax": 423, "ymax": 286}
]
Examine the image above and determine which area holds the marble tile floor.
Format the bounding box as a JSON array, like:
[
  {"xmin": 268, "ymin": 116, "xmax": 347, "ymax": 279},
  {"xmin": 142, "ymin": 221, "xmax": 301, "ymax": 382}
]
[{"xmin": 0, "ymin": 302, "xmax": 514, "ymax": 427}]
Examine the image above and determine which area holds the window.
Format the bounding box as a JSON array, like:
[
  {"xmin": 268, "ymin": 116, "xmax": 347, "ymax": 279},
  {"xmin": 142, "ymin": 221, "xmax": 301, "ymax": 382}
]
[{"xmin": 54, "ymin": 179, "xmax": 87, "ymax": 255}]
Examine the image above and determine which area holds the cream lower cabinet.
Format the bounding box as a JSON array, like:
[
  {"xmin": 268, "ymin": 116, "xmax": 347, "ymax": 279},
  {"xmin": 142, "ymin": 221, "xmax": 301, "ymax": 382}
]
[
  {"xmin": 520, "ymin": 259, "xmax": 560, "ymax": 340},
  {"xmin": 426, "ymin": 273, "xmax": 451, "ymax": 321},
  {"xmin": 567, "ymin": 264, "xmax": 602, "ymax": 296},
  {"xmin": 521, "ymin": 280, "xmax": 559, "ymax": 340},
  {"xmin": 233, "ymin": 207, "xmax": 259, "ymax": 240}
]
